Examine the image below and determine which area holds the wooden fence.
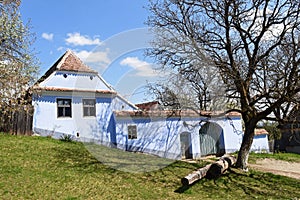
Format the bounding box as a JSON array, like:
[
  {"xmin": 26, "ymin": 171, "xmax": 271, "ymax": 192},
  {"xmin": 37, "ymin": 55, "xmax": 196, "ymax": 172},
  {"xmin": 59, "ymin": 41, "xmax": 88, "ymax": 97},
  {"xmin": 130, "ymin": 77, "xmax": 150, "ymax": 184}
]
[{"xmin": 0, "ymin": 105, "xmax": 33, "ymax": 135}]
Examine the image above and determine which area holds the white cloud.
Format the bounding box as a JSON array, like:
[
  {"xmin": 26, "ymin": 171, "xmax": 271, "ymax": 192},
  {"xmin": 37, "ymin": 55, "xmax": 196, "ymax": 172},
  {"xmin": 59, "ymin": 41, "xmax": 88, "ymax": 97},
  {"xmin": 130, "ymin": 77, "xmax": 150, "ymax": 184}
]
[
  {"xmin": 247, "ymin": 8, "xmax": 291, "ymax": 41},
  {"xmin": 74, "ymin": 49, "xmax": 111, "ymax": 65},
  {"xmin": 65, "ymin": 32, "xmax": 101, "ymax": 46},
  {"xmin": 120, "ymin": 57, "xmax": 158, "ymax": 77},
  {"xmin": 41, "ymin": 33, "xmax": 54, "ymax": 41},
  {"xmin": 57, "ymin": 46, "xmax": 65, "ymax": 52}
]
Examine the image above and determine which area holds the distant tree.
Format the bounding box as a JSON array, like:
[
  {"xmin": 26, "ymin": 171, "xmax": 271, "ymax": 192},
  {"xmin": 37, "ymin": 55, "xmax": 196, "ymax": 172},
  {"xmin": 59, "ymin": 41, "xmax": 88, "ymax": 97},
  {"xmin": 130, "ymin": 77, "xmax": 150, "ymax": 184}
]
[
  {"xmin": 0, "ymin": 0, "xmax": 39, "ymax": 133},
  {"xmin": 147, "ymin": 0, "xmax": 300, "ymax": 170},
  {"xmin": 262, "ymin": 121, "xmax": 281, "ymax": 141}
]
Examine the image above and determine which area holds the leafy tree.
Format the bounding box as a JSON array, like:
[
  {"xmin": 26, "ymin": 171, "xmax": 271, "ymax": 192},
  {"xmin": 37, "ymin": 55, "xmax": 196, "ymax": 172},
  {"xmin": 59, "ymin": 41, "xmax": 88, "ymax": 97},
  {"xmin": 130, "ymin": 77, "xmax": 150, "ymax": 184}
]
[
  {"xmin": 146, "ymin": 0, "xmax": 300, "ymax": 170},
  {"xmin": 0, "ymin": 0, "xmax": 39, "ymax": 133}
]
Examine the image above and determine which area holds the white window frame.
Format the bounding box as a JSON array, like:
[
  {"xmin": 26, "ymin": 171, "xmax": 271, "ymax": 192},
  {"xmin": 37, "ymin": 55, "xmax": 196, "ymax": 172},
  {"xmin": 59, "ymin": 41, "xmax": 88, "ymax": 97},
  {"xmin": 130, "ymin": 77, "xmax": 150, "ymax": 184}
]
[
  {"xmin": 57, "ymin": 98, "xmax": 72, "ymax": 118},
  {"xmin": 82, "ymin": 99, "xmax": 96, "ymax": 117}
]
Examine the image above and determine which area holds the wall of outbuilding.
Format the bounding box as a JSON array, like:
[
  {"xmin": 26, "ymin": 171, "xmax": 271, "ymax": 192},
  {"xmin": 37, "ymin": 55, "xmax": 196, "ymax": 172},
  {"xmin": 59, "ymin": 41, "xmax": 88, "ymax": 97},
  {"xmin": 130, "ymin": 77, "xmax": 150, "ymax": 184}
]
[
  {"xmin": 251, "ymin": 134, "xmax": 270, "ymax": 153},
  {"xmin": 114, "ymin": 115, "xmax": 244, "ymax": 160}
]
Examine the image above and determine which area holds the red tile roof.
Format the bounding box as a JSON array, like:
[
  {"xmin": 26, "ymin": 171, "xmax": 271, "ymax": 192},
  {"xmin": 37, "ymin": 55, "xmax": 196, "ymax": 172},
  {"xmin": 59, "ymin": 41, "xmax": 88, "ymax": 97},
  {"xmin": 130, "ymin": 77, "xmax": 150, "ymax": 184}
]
[
  {"xmin": 35, "ymin": 50, "xmax": 97, "ymax": 85},
  {"xmin": 255, "ymin": 128, "xmax": 269, "ymax": 135},
  {"xmin": 31, "ymin": 86, "xmax": 116, "ymax": 94},
  {"xmin": 114, "ymin": 110, "xmax": 241, "ymax": 118},
  {"xmin": 135, "ymin": 101, "xmax": 160, "ymax": 111},
  {"xmin": 57, "ymin": 50, "xmax": 97, "ymax": 73}
]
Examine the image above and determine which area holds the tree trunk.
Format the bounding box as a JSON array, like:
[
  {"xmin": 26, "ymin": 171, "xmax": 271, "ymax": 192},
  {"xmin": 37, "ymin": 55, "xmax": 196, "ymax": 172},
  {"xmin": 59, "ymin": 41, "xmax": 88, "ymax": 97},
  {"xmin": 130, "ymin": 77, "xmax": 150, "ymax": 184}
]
[{"xmin": 236, "ymin": 121, "xmax": 256, "ymax": 170}]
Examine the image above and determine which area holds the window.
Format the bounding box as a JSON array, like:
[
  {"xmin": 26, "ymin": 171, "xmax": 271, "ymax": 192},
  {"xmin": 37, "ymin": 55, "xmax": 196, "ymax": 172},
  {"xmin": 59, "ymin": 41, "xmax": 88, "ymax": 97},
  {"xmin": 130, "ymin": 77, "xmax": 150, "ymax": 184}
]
[
  {"xmin": 83, "ymin": 99, "xmax": 96, "ymax": 117},
  {"xmin": 128, "ymin": 125, "xmax": 137, "ymax": 139},
  {"xmin": 57, "ymin": 99, "xmax": 72, "ymax": 118}
]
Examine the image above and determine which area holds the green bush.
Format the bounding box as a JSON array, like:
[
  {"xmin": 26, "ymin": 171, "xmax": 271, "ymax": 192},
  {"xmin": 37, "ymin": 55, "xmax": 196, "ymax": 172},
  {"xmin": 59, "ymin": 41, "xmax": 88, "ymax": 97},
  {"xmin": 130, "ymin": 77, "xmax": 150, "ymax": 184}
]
[{"xmin": 59, "ymin": 134, "xmax": 74, "ymax": 142}]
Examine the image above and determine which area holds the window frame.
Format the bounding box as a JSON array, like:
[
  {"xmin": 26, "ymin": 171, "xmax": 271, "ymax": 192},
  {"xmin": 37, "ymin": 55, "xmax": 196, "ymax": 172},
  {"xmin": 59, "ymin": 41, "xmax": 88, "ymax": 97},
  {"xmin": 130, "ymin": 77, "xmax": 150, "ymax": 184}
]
[
  {"xmin": 128, "ymin": 125, "xmax": 137, "ymax": 139},
  {"xmin": 82, "ymin": 98, "xmax": 96, "ymax": 117},
  {"xmin": 57, "ymin": 98, "xmax": 72, "ymax": 118}
]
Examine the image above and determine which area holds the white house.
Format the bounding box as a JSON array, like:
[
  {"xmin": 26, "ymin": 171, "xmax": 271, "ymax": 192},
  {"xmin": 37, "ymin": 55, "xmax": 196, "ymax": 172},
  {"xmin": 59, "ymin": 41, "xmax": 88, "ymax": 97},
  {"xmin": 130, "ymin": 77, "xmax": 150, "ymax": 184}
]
[
  {"xmin": 31, "ymin": 50, "xmax": 137, "ymax": 145},
  {"xmin": 31, "ymin": 50, "xmax": 268, "ymax": 160}
]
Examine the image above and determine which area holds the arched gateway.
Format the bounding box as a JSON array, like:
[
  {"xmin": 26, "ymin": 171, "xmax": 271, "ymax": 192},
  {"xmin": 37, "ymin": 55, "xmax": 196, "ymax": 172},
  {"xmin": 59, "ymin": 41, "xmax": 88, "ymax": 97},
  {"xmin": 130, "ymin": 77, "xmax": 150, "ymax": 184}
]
[{"xmin": 199, "ymin": 122, "xmax": 225, "ymax": 157}]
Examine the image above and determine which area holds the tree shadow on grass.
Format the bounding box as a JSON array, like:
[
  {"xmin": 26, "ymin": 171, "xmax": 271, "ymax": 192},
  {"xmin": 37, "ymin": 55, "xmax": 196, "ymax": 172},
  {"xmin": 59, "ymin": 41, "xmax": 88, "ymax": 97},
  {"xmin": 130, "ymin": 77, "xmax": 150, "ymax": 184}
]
[
  {"xmin": 52, "ymin": 142, "xmax": 119, "ymax": 174},
  {"xmin": 53, "ymin": 141, "xmax": 179, "ymax": 174}
]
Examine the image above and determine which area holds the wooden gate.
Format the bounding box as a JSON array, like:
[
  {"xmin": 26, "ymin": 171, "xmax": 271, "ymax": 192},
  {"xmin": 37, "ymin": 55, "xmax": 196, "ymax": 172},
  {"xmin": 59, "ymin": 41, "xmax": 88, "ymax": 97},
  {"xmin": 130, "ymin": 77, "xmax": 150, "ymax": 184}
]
[
  {"xmin": 199, "ymin": 122, "xmax": 224, "ymax": 157},
  {"xmin": 180, "ymin": 132, "xmax": 192, "ymax": 159}
]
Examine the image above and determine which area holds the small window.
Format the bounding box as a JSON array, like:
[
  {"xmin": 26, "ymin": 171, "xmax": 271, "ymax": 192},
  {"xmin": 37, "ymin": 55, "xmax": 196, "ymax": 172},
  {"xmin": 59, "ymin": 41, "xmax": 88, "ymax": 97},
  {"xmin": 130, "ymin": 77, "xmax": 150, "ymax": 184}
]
[
  {"xmin": 83, "ymin": 99, "xmax": 96, "ymax": 117},
  {"xmin": 128, "ymin": 125, "xmax": 137, "ymax": 139},
  {"xmin": 57, "ymin": 99, "xmax": 72, "ymax": 118}
]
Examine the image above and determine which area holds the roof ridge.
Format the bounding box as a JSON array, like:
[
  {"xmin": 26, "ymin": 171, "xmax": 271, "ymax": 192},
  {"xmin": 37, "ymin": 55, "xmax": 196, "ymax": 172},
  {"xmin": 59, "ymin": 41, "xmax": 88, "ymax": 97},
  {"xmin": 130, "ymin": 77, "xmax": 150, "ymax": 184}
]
[
  {"xmin": 57, "ymin": 50, "xmax": 97, "ymax": 73},
  {"xmin": 33, "ymin": 50, "xmax": 97, "ymax": 85},
  {"xmin": 56, "ymin": 49, "xmax": 72, "ymax": 70}
]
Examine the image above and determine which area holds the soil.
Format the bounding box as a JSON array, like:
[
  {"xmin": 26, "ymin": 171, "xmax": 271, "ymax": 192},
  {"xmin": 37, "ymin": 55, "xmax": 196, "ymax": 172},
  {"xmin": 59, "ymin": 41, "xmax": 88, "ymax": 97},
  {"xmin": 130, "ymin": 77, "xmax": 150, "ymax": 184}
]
[{"xmin": 250, "ymin": 158, "xmax": 300, "ymax": 180}]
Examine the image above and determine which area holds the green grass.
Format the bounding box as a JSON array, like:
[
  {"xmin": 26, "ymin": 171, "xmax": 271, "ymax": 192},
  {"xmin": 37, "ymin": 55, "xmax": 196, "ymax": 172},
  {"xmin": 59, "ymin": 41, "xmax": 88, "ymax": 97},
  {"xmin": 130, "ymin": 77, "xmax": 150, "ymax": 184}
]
[{"xmin": 0, "ymin": 133, "xmax": 299, "ymax": 200}]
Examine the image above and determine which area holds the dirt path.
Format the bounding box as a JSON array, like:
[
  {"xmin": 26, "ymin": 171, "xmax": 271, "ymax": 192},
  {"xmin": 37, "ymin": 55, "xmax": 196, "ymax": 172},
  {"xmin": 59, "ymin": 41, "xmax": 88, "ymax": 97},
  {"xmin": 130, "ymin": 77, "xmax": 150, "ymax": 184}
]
[{"xmin": 250, "ymin": 158, "xmax": 300, "ymax": 180}]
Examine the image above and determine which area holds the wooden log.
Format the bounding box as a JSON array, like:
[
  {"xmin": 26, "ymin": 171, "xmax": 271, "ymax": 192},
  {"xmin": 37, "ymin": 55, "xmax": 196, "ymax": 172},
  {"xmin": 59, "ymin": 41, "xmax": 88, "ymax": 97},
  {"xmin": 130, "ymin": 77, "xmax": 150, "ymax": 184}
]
[
  {"xmin": 181, "ymin": 164, "xmax": 211, "ymax": 186},
  {"xmin": 206, "ymin": 155, "xmax": 236, "ymax": 179},
  {"xmin": 181, "ymin": 155, "xmax": 236, "ymax": 185},
  {"xmin": 222, "ymin": 155, "xmax": 236, "ymax": 167}
]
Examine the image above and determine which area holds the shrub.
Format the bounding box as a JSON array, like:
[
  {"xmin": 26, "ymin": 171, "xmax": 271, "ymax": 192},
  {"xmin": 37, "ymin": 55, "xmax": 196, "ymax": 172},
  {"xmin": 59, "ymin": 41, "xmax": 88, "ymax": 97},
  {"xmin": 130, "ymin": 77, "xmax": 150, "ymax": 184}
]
[{"xmin": 60, "ymin": 134, "xmax": 74, "ymax": 142}]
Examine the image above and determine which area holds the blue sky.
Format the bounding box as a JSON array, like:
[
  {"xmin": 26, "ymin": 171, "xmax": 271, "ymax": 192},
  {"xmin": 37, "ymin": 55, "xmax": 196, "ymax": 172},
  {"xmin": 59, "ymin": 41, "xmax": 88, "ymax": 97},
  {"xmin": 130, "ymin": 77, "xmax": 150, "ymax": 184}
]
[{"xmin": 20, "ymin": 0, "xmax": 160, "ymax": 103}]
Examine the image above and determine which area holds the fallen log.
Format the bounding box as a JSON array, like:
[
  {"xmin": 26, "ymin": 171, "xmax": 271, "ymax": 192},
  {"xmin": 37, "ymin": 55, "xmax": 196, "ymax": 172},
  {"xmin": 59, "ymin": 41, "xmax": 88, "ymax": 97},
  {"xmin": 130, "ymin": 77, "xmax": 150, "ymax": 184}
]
[
  {"xmin": 206, "ymin": 155, "xmax": 236, "ymax": 179},
  {"xmin": 181, "ymin": 164, "xmax": 212, "ymax": 186},
  {"xmin": 181, "ymin": 155, "xmax": 236, "ymax": 186}
]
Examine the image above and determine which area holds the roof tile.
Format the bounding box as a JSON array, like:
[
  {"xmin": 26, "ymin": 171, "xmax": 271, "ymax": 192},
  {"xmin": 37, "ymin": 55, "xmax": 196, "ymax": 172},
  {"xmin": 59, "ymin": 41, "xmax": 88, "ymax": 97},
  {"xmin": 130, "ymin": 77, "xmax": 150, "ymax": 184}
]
[{"xmin": 57, "ymin": 50, "xmax": 97, "ymax": 73}]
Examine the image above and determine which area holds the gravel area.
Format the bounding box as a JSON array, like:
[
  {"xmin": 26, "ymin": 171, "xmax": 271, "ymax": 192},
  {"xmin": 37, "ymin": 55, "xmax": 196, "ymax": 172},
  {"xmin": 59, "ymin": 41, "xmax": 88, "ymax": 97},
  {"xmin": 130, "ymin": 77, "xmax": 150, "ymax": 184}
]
[{"xmin": 250, "ymin": 158, "xmax": 300, "ymax": 180}]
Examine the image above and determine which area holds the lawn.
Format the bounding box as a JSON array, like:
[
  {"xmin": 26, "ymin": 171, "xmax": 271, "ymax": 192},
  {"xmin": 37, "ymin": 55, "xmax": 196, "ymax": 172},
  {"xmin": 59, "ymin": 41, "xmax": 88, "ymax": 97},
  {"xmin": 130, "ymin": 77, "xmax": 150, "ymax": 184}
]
[
  {"xmin": 248, "ymin": 151, "xmax": 300, "ymax": 163},
  {"xmin": 0, "ymin": 133, "xmax": 299, "ymax": 200}
]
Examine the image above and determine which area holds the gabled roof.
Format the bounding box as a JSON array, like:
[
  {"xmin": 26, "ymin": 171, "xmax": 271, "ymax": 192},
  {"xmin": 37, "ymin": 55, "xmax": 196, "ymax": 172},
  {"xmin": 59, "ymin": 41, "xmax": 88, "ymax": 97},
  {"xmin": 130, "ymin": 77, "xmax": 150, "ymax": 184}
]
[
  {"xmin": 35, "ymin": 50, "xmax": 97, "ymax": 84},
  {"xmin": 55, "ymin": 50, "xmax": 97, "ymax": 73},
  {"xmin": 255, "ymin": 128, "xmax": 269, "ymax": 135},
  {"xmin": 135, "ymin": 101, "xmax": 160, "ymax": 111}
]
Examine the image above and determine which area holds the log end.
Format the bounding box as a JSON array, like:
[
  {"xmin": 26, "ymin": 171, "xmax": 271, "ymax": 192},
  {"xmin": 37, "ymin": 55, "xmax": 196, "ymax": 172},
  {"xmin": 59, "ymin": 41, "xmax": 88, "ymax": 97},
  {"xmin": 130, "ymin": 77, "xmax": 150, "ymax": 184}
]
[
  {"xmin": 206, "ymin": 163, "xmax": 223, "ymax": 179},
  {"xmin": 181, "ymin": 178, "xmax": 190, "ymax": 186}
]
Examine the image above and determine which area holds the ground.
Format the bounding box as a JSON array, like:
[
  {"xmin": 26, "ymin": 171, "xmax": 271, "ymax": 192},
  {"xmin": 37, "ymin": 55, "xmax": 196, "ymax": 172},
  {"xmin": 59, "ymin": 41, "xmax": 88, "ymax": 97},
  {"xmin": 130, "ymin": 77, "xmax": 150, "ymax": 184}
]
[
  {"xmin": 250, "ymin": 158, "xmax": 300, "ymax": 180},
  {"xmin": 1, "ymin": 134, "xmax": 300, "ymax": 199}
]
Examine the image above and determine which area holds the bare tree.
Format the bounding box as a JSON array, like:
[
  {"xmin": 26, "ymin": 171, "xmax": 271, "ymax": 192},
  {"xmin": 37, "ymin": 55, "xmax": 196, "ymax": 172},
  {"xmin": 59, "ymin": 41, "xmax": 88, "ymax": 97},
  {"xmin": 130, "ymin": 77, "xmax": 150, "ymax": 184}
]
[
  {"xmin": 0, "ymin": 0, "xmax": 39, "ymax": 133},
  {"xmin": 146, "ymin": 0, "xmax": 300, "ymax": 170},
  {"xmin": 147, "ymin": 63, "xmax": 228, "ymax": 111},
  {"xmin": 146, "ymin": 21, "xmax": 227, "ymax": 112}
]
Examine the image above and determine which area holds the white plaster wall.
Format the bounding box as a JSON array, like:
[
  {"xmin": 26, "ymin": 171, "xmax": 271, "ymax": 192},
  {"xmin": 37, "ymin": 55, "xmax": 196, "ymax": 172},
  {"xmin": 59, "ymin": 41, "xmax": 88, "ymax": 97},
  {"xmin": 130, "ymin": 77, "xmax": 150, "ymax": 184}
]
[
  {"xmin": 221, "ymin": 117, "xmax": 244, "ymax": 153},
  {"xmin": 115, "ymin": 118, "xmax": 183, "ymax": 159},
  {"xmin": 32, "ymin": 95, "xmax": 77, "ymax": 137},
  {"xmin": 32, "ymin": 87, "xmax": 137, "ymax": 146},
  {"xmin": 32, "ymin": 93, "xmax": 112, "ymax": 141},
  {"xmin": 111, "ymin": 95, "xmax": 137, "ymax": 111},
  {"xmin": 251, "ymin": 135, "xmax": 269, "ymax": 152},
  {"xmin": 40, "ymin": 72, "xmax": 110, "ymax": 91},
  {"xmin": 115, "ymin": 116, "xmax": 245, "ymax": 160}
]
